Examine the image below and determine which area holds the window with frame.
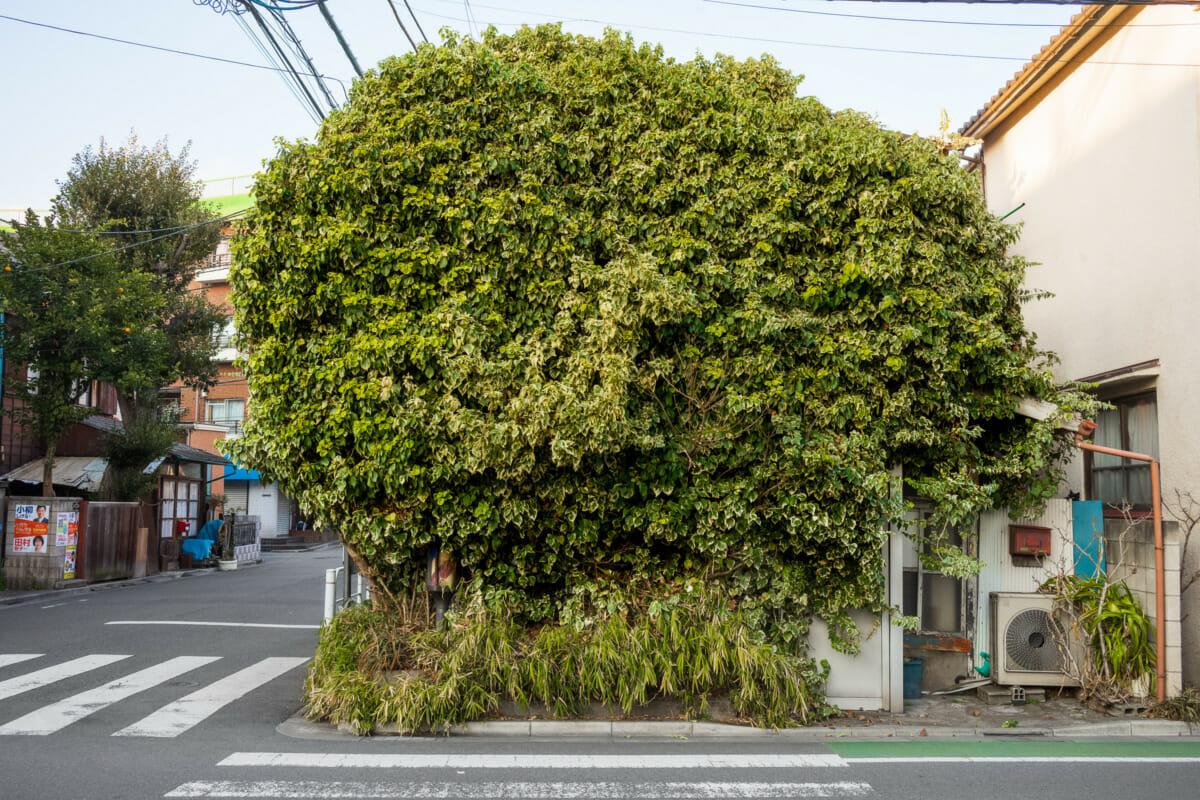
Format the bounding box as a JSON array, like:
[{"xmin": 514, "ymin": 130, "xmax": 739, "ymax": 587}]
[
  {"xmin": 206, "ymin": 398, "xmax": 245, "ymax": 431},
  {"xmin": 159, "ymin": 462, "xmax": 203, "ymax": 539},
  {"xmin": 901, "ymin": 524, "xmax": 965, "ymax": 635},
  {"xmin": 1088, "ymin": 392, "xmax": 1158, "ymax": 511}
]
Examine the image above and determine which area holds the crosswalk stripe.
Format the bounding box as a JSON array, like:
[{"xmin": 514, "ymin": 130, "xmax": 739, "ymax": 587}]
[
  {"xmin": 165, "ymin": 781, "xmax": 874, "ymax": 798},
  {"xmin": 0, "ymin": 654, "xmax": 130, "ymax": 701},
  {"xmin": 0, "ymin": 654, "xmax": 43, "ymax": 669},
  {"xmin": 218, "ymin": 754, "xmax": 850, "ymax": 769},
  {"xmin": 114, "ymin": 657, "xmax": 310, "ymax": 738},
  {"xmin": 0, "ymin": 655, "xmax": 219, "ymax": 736}
]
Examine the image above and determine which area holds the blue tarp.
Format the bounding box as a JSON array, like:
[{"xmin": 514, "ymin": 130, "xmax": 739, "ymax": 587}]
[
  {"xmin": 181, "ymin": 519, "xmax": 223, "ymax": 561},
  {"xmin": 222, "ymin": 463, "xmax": 260, "ymax": 481}
]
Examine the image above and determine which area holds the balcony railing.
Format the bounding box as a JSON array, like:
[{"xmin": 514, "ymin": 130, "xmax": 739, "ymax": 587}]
[{"xmin": 205, "ymin": 252, "xmax": 232, "ymax": 271}]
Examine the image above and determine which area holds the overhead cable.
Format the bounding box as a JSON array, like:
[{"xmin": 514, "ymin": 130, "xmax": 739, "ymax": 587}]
[
  {"xmin": 385, "ymin": 0, "xmax": 420, "ymax": 52},
  {"xmin": 411, "ymin": 1, "xmax": 1200, "ymax": 68},
  {"xmin": 316, "ymin": 0, "xmax": 365, "ymax": 76},
  {"xmin": 0, "ymin": 13, "xmax": 346, "ymax": 91},
  {"xmin": 242, "ymin": 1, "xmax": 328, "ymax": 120},
  {"xmin": 2, "ymin": 209, "xmax": 254, "ymax": 275},
  {"xmin": 701, "ymin": 0, "xmax": 1200, "ymax": 29},
  {"xmin": 269, "ymin": 6, "xmax": 342, "ymax": 110},
  {"xmin": 403, "ymin": 0, "xmax": 430, "ymax": 43}
]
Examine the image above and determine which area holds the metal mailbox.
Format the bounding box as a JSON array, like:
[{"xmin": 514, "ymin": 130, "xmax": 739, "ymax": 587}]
[{"xmin": 1009, "ymin": 524, "xmax": 1052, "ymax": 557}]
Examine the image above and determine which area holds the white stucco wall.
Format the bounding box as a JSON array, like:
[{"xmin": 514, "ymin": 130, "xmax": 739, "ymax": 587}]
[{"xmin": 978, "ymin": 5, "xmax": 1200, "ymax": 686}]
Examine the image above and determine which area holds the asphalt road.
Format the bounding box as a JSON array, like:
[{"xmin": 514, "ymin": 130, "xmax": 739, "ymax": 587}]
[{"xmin": 3, "ymin": 549, "xmax": 1200, "ymax": 800}]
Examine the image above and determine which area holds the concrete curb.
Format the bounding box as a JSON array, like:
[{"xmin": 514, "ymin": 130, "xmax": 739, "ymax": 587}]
[
  {"xmin": 0, "ymin": 558, "xmax": 264, "ymax": 608},
  {"xmin": 319, "ymin": 717, "xmax": 1196, "ymax": 741}
]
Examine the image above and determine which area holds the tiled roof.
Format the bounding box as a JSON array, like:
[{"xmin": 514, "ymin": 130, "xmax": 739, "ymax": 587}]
[{"xmin": 959, "ymin": 4, "xmax": 1134, "ymax": 138}]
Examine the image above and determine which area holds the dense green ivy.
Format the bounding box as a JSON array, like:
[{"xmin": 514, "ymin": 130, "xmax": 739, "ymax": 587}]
[{"xmin": 230, "ymin": 26, "xmax": 1091, "ymax": 647}]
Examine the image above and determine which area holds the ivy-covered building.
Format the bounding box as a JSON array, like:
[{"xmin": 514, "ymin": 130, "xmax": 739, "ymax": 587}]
[{"xmin": 960, "ymin": 1, "xmax": 1197, "ymax": 691}]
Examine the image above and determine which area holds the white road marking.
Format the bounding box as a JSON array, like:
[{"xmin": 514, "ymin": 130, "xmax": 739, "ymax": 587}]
[
  {"xmin": 218, "ymin": 754, "xmax": 850, "ymax": 769},
  {"xmin": 114, "ymin": 657, "xmax": 310, "ymax": 738},
  {"xmin": 0, "ymin": 654, "xmax": 130, "ymax": 701},
  {"xmin": 849, "ymin": 762, "xmax": 1200, "ymax": 767},
  {"xmin": 0, "ymin": 654, "xmax": 43, "ymax": 669},
  {"xmin": 165, "ymin": 781, "xmax": 873, "ymax": 798},
  {"xmin": 106, "ymin": 621, "xmax": 320, "ymax": 630},
  {"xmin": 41, "ymin": 603, "xmax": 67, "ymax": 609},
  {"xmin": 0, "ymin": 655, "xmax": 218, "ymax": 735}
]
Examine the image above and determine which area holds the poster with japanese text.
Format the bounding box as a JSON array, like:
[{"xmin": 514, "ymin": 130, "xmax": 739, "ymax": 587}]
[
  {"xmin": 55, "ymin": 511, "xmax": 78, "ymax": 547},
  {"xmin": 13, "ymin": 504, "xmax": 50, "ymax": 554},
  {"xmin": 63, "ymin": 546, "xmax": 77, "ymax": 580}
]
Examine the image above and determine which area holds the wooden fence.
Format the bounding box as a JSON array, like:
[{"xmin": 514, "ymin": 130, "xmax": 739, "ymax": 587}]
[{"xmin": 80, "ymin": 501, "xmax": 144, "ymax": 582}]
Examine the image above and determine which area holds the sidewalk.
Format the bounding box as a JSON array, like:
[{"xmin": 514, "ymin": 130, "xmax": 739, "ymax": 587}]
[
  {"xmin": 286, "ymin": 692, "xmax": 1196, "ymax": 741},
  {"xmin": 6, "ymin": 563, "xmax": 1192, "ymax": 742},
  {"xmin": 0, "ymin": 562, "xmax": 254, "ymax": 606}
]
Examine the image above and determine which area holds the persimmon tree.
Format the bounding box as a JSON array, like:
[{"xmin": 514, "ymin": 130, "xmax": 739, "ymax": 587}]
[{"xmin": 230, "ymin": 26, "xmax": 1091, "ymax": 645}]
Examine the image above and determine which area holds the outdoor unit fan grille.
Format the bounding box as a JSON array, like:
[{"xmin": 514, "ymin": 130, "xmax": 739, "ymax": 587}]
[
  {"xmin": 1004, "ymin": 608, "xmax": 1064, "ymax": 672},
  {"xmin": 991, "ymin": 592, "xmax": 1080, "ymax": 687}
]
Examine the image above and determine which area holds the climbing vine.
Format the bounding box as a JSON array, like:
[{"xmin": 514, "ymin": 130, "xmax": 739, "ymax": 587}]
[{"xmin": 229, "ymin": 26, "xmax": 1092, "ymax": 649}]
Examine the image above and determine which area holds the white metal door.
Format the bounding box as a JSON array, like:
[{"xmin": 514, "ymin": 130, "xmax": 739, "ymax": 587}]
[{"xmin": 247, "ymin": 481, "xmax": 279, "ymax": 537}]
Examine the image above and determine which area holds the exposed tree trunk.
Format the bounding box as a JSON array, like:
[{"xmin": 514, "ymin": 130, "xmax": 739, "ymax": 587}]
[
  {"xmin": 115, "ymin": 388, "xmax": 140, "ymax": 428},
  {"xmin": 41, "ymin": 440, "xmax": 57, "ymax": 498}
]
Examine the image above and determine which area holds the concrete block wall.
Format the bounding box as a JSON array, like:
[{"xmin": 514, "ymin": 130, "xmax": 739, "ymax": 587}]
[{"xmin": 2, "ymin": 497, "xmax": 83, "ymax": 590}]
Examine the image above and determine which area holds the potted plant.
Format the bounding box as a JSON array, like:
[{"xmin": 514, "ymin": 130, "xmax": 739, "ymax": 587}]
[{"xmin": 217, "ymin": 518, "xmax": 238, "ymax": 571}]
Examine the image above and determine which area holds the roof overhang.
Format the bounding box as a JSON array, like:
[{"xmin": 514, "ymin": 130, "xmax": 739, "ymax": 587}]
[
  {"xmin": 960, "ymin": 4, "xmax": 1141, "ymax": 140},
  {"xmin": 0, "ymin": 457, "xmax": 109, "ymax": 491}
]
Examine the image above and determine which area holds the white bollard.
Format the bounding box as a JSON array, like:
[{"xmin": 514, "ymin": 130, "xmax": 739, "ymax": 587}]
[{"xmin": 324, "ymin": 567, "xmax": 340, "ymax": 623}]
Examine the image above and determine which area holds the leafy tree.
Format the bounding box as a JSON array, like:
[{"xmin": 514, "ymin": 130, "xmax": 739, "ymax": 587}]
[
  {"xmin": 0, "ymin": 213, "xmax": 153, "ymax": 494},
  {"xmin": 230, "ymin": 26, "xmax": 1093, "ymax": 645},
  {"xmin": 96, "ymin": 408, "xmax": 182, "ymax": 501},
  {"xmin": 51, "ymin": 134, "xmax": 224, "ymax": 427},
  {"xmin": 52, "ymin": 134, "xmax": 222, "ymax": 288}
]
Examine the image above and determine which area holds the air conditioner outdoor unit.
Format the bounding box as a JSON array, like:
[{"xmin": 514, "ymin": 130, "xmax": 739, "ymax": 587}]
[{"xmin": 990, "ymin": 592, "xmax": 1083, "ymax": 687}]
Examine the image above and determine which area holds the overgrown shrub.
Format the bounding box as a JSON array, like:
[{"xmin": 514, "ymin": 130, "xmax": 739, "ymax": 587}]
[
  {"xmin": 231, "ymin": 25, "xmax": 1093, "ymax": 646},
  {"xmin": 306, "ymin": 584, "xmax": 829, "ymax": 733},
  {"xmin": 1049, "ymin": 574, "xmax": 1156, "ymax": 701}
]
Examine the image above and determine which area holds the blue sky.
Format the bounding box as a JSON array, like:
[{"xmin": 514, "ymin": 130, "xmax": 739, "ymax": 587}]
[{"xmin": 0, "ymin": 1, "xmax": 1083, "ymax": 213}]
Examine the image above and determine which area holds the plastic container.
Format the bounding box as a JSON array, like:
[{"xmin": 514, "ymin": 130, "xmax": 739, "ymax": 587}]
[{"xmin": 903, "ymin": 658, "xmax": 924, "ymax": 699}]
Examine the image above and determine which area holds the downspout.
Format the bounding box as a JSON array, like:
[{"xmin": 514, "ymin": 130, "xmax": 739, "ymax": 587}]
[{"xmin": 1073, "ymin": 422, "xmax": 1166, "ymax": 702}]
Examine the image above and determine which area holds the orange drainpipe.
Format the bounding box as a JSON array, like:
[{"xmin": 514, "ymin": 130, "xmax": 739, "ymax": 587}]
[{"xmin": 1073, "ymin": 422, "xmax": 1166, "ymax": 701}]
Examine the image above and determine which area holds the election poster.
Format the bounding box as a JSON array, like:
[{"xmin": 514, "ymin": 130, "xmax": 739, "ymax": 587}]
[
  {"xmin": 13, "ymin": 504, "xmax": 50, "ymax": 554},
  {"xmin": 63, "ymin": 546, "xmax": 77, "ymax": 580},
  {"xmin": 55, "ymin": 511, "xmax": 79, "ymax": 547}
]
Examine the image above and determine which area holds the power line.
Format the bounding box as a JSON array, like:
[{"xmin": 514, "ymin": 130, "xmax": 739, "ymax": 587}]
[
  {"xmin": 242, "ymin": 0, "xmax": 329, "ymax": 121},
  {"xmin": 385, "ymin": 0, "xmax": 421, "ymax": 52},
  {"xmin": 411, "ymin": 1, "xmax": 1200, "ymax": 68},
  {"xmin": 1, "ymin": 209, "xmax": 254, "ymax": 275},
  {"xmin": 702, "ymin": 0, "xmax": 1200, "ymax": 28},
  {"xmin": 244, "ymin": 0, "xmax": 323, "ymax": 10},
  {"xmin": 403, "ymin": 0, "xmax": 430, "ymax": 43},
  {"xmin": 232, "ymin": 11, "xmax": 324, "ymax": 125},
  {"xmin": 317, "ymin": 0, "xmax": 365, "ymax": 77},
  {"xmin": 0, "ymin": 13, "xmax": 347, "ymax": 91},
  {"xmin": 463, "ymin": 0, "xmax": 480, "ymax": 37},
  {"xmin": 268, "ymin": 6, "xmax": 342, "ymax": 110}
]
